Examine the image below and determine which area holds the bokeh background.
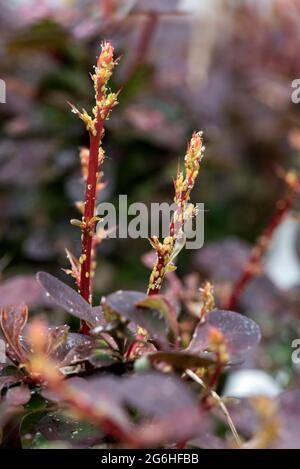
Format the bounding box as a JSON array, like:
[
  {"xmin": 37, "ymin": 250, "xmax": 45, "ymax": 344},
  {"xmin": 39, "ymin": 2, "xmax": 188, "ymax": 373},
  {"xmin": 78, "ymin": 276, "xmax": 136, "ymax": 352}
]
[{"xmin": 1, "ymin": 0, "xmax": 300, "ymax": 400}]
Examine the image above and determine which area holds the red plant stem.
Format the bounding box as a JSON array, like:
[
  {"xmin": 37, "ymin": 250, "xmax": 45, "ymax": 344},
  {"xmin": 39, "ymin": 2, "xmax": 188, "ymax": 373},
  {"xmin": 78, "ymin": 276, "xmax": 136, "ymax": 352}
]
[
  {"xmin": 224, "ymin": 180, "xmax": 300, "ymax": 310},
  {"xmin": 89, "ymin": 235, "xmax": 99, "ymax": 292},
  {"xmin": 79, "ymin": 117, "xmax": 104, "ymax": 305},
  {"xmin": 78, "ymin": 43, "xmax": 117, "ymax": 318}
]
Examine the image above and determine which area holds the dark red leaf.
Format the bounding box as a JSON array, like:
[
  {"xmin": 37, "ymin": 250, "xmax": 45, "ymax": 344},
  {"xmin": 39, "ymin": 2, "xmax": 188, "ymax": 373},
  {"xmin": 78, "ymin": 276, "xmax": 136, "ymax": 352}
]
[
  {"xmin": 91, "ymin": 306, "xmax": 106, "ymax": 327},
  {"xmin": 0, "ymin": 275, "xmax": 49, "ymax": 309},
  {"xmin": 45, "ymin": 326, "xmax": 69, "ymax": 357},
  {"xmin": 120, "ymin": 372, "xmax": 198, "ymax": 417},
  {"xmin": 136, "ymin": 295, "xmax": 179, "ymax": 342},
  {"xmin": 103, "ymin": 290, "xmax": 169, "ymax": 343},
  {"xmin": 0, "ymin": 305, "xmax": 28, "ymax": 363},
  {"xmin": 194, "ymin": 238, "xmax": 251, "ymax": 283},
  {"xmin": 66, "ymin": 372, "xmax": 198, "ymax": 418},
  {"xmin": 52, "ymin": 372, "xmax": 202, "ymax": 445},
  {"xmin": 136, "ymin": 406, "xmax": 204, "ymax": 447},
  {"xmin": 36, "ymin": 272, "xmax": 103, "ymax": 327},
  {"xmin": 58, "ymin": 333, "xmax": 95, "ymax": 366},
  {"xmin": 241, "ymin": 275, "xmax": 286, "ymax": 316},
  {"xmin": 60, "ymin": 376, "xmax": 131, "ymax": 432},
  {"xmin": 20, "ymin": 324, "xmax": 68, "ymax": 356},
  {"xmin": 23, "ymin": 328, "xmax": 95, "ymax": 367},
  {"xmin": 187, "ymin": 310, "xmax": 261, "ymax": 355}
]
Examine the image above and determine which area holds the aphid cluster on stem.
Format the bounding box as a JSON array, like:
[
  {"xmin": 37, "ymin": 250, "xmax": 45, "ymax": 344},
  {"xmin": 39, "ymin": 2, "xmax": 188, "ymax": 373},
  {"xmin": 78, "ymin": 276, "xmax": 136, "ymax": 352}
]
[{"xmin": 147, "ymin": 131, "xmax": 205, "ymax": 295}]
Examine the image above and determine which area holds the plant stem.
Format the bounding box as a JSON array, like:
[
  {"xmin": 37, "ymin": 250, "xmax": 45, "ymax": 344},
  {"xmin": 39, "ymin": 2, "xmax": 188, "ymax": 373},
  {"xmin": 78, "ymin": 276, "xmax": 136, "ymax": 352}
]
[
  {"xmin": 147, "ymin": 132, "xmax": 205, "ymax": 295},
  {"xmin": 69, "ymin": 42, "xmax": 119, "ymax": 332},
  {"xmin": 224, "ymin": 172, "xmax": 300, "ymax": 310},
  {"xmin": 79, "ymin": 118, "xmax": 104, "ymax": 304}
]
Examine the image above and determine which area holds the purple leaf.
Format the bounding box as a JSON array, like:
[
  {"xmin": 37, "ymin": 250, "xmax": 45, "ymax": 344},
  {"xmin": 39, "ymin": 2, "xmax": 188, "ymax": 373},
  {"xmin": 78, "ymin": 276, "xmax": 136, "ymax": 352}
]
[
  {"xmin": 194, "ymin": 238, "xmax": 251, "ymax": 283},
  {"xmin": 60, "ymin": 376, "xmax": 131, "ymax": 432},
  {"xmin": 92, "ymin": 306, "xmax": 106, "ymax": 326},
  {"xmin": 45, "ymin": 326, "xmax": 69, "ymax": 358},
  {"xmin": 241, "ymin": 275, "xmax": 285, "ymax": 316},
  {"xmin": 51, "ymin": 372, "xmax": 203, "ymax": 445},
  {"xmin": 58, "ymin": 333, "xmax": 95, "ymax": 366},
  {"xmin": 0, "ymin": 305, "xmax": 28, "ymax": 363},
  {"xmin": 121, "ymin": 372, "xmax": 205, "ymax": 445},
  {"xmin": 121, "ymin": 372, "xmax": 198, "ymax": 417},
  {"xmin": 103, "ymin": 290, "xmax": 169, "ymax": 343},
  {"xmin": 188, "ymin": 310, "xmax": 261, "ymax": 355},
  {"xmin": 136, "ymin": 406, "xmax": 204, "ymax": 447},
  {"xmin": 136, "ymin": 295, "xmax": 179, "ymax": 341},
  {"xmin": 20, "ymin": 324, "xmax": 68, "ymax": 356},
  {"xmin": 0, "ymin": 275, "xmax": 48, "ymax": 309},
  {"xmin": 71, "ymin": 372, "xmax": 197, "ymax": 418},
  {"xmin": 36, "ymin": 272, "xmax": 103, "ymax": 327}
]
